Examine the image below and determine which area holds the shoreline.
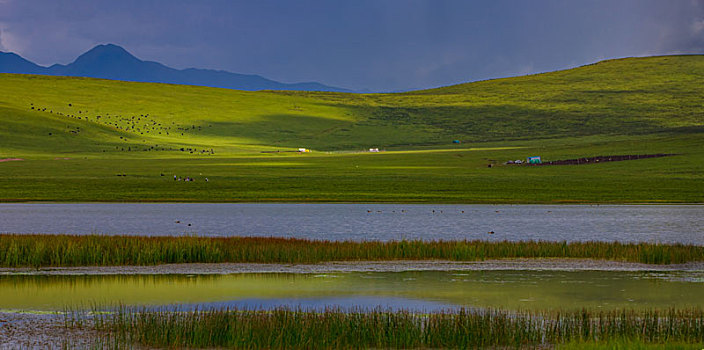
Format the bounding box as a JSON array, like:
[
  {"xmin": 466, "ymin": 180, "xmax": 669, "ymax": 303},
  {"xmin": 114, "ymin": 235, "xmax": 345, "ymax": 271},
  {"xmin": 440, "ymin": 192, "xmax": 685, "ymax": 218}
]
[
  {"xmin": 3, "ymin": 259, "xmax": 704, "ymax": 275},
  {"xmin": 0, "ymin": 312, "xmax": 97, "ymax": 349},
  {"xmin": 2, "ymin": 258, "xmax": 703, "ymax": 348},
  {"xmin": 2, "ymin": 200, "xmax": 704, "ymax": 205}
]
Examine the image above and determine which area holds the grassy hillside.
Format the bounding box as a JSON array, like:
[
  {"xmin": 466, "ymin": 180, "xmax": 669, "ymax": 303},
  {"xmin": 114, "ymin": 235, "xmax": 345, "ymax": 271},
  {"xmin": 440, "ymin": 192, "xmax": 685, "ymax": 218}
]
[{"xmin": 0, "ymin": 55, "xmax": 702, "ymax": 203}]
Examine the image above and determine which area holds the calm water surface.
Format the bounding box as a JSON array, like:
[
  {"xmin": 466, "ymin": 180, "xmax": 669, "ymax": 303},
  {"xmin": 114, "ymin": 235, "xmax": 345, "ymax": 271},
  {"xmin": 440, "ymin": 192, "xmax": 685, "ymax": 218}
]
[
  {"xmin": 1, "ymin": 270, "xmax": 702, "ymax": 311},
  {"xmin": 0, "ymin": 203, "xmax": 702, "ymax": 243}
]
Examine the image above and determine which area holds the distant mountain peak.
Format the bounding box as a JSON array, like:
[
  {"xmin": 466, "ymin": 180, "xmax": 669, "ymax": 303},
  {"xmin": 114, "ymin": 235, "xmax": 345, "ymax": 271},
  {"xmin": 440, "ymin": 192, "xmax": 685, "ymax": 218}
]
[
  {"xmin": 73, "ymin": 44, "xmax": 141, "ymax": 64},
  {"xmin": 97, "ymin": 43, "xmax": 125, "ymax": 50},
  {"xmin": 0, "ymin": 43, "xmax": 353, "ymax": 92},
  {"xmin": 86, "ymin": 43, "xmax": 133, "ymax": 54},
  {"xmin": 0, "ymin": 51, "xmax": 44, "ymax": 74}
]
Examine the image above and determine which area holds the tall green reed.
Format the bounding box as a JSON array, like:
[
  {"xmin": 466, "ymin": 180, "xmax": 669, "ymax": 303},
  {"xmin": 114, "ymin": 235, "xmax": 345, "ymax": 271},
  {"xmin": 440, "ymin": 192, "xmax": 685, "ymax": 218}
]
[
  {"xmin": 90, "ymin": 307, "xmax": 704, "ymax": 349},
  {"xmin": 2, "ymin": 234, "xmax": 702, "ymax": 268}
]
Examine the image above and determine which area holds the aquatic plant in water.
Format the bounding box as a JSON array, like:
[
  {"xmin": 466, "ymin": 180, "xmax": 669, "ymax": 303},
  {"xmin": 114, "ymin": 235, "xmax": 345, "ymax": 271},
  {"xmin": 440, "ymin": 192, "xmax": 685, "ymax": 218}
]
[{"xmin": 84, "ymin": 306, "xmax": 704, "ymax": 349}]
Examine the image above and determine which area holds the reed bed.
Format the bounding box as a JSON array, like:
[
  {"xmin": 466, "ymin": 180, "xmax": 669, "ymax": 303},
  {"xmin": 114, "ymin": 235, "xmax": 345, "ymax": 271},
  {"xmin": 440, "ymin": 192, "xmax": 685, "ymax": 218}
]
[
  {"xmin": 86, "ymin": 307, "xmax": 704, "ymax": 349},
  {"xmin": 2, "ymin": 234, "xmax": 703, "ymax": 268},
  {"xmin": 559, "ymin": 340, "xmax": 704, "ymax": 349}
]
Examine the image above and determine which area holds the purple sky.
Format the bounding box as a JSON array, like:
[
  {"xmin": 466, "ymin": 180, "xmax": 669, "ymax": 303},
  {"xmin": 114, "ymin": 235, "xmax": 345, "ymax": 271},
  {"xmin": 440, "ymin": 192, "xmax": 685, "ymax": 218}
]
[{"xmin": 1, "ymin": 0, "xmax": 703, "ymax": 91}]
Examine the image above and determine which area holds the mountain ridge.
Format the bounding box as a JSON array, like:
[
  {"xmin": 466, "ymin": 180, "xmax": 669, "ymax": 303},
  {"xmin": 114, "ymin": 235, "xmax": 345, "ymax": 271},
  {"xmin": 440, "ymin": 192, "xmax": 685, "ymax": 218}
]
[{"xmin": 0, "ymin": 44, "xmax": 352, "ymax": 92}]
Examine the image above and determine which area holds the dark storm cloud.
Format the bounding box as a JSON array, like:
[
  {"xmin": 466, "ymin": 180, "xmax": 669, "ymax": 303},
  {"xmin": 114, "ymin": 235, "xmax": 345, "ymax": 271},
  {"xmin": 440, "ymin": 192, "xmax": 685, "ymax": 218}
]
[
  {"xmin": 0, "ymin": 29, "xmax": 6, "ymax": 51},
  {"xmin": 0, "ymin": 0, "xmax": 702, "ymax": 91},
  {"xmin": 647, "ymin": 0, "xmax": 704, "ymax": 54}
]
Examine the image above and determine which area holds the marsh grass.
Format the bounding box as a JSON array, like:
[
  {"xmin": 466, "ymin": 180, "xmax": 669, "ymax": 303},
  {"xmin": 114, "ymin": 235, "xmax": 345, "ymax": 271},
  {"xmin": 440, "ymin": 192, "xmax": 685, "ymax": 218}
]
[
  {"xmin": 2, "ymin": 234, "xmax": 702, "ymax": 268},
  {"xmin": 559, "ymin": 340, "xmax": 704, "ymax": 350},
  {"xmin": 557, "ymin": 340, "xmax": 704, "ymax": 350},
  {"xmin": 87, "ymin": 307, "xmax": 704, "ymax": 349}
]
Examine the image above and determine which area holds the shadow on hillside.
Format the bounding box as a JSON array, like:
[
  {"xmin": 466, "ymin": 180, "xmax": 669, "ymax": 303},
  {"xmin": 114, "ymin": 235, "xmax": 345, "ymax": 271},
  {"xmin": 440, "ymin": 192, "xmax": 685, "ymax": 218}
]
[
  {"xmin": 193, "ymin": 103, "xmax": 697, "ymax": 150},
  {"xmin": 340, "ymin": 103, "xmax": 672, "ymax": 141},
  {"xmin": 196, "ymin": 113, "xmax": 353, "ymax": 148}
]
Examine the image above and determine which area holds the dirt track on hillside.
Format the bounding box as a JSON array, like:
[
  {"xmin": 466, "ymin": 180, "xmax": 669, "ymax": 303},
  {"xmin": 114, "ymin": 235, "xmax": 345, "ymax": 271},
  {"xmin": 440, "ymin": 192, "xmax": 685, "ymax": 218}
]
[{"xmin": 529, "ymin": 153, "xmax": 675, "ymax": 166}]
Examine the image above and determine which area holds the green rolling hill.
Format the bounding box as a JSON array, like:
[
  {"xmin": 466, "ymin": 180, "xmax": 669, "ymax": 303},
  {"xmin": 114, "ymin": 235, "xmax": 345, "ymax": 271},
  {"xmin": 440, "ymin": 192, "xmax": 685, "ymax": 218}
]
[{"xmin": 0, "ymin": 55, "xmax": 702, "ymax": 203}]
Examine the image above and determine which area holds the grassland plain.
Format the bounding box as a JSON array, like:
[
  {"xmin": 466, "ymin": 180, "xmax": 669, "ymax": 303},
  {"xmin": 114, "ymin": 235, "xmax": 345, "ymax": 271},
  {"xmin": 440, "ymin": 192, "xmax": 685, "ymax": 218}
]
[
  {"xmin": 0, "ymin": 55, "xmax": 703, "ymax": 203},
  {"xmin": 2, "ymin": 235, "xmax": 702, "ymax": 268}
]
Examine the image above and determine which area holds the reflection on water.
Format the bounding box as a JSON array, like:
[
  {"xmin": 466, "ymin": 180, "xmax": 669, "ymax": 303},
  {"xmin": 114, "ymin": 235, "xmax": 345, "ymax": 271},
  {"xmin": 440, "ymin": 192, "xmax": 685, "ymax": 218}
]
[
  {"xmin": 176, "ymin": 297, "xmax": 458, "ymax": 312},
  {"xmin": 0, "ymin": 203, "xmax": 702, "ymax": 243},
  {"xmin": 1, "ymin": 270, "xmax": 703, "ymax": 311}
]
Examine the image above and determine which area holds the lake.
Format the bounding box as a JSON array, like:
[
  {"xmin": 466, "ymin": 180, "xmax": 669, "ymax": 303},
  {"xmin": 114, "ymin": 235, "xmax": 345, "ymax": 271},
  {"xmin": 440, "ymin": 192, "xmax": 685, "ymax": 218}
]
[
  {"xmin": 0, "ymin": 203, "xmax": 702, "ymax": 243},
  {"xmin": 2, "ymin": 270, "xmax": 703, "ymax": 312}
]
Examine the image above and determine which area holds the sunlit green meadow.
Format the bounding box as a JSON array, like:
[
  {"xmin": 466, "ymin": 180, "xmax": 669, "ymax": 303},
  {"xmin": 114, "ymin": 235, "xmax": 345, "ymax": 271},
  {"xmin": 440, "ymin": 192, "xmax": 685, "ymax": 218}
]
[
  {"xmin": 1, "ymin": 55, "xmax": 703, "ymax": 203},
  {"xmin": 0, "ymin": 134, "xmax": 702, "ymax": 202}
]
